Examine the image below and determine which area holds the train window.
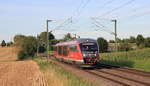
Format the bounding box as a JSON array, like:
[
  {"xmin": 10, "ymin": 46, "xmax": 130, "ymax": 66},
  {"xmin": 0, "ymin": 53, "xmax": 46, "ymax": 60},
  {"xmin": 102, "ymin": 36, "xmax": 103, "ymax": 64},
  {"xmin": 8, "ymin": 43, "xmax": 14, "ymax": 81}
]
[
  {"xmin": 54, "ymin": 46, "xmax": 57, "ymax": 51},
  {"xmin": 58, "ymin": 46, "xmax": 62, "ymax": 55},
  {"xmin": 69, "ymin": 45, "xmax": 78, "ymax": 52},
  {"xmin": 80, "ymin": 42, "xmax": 98, "ymax": 51},
  {"xmin": 63, "ymin": 46, "xmax": 68, "ymax": 56}
]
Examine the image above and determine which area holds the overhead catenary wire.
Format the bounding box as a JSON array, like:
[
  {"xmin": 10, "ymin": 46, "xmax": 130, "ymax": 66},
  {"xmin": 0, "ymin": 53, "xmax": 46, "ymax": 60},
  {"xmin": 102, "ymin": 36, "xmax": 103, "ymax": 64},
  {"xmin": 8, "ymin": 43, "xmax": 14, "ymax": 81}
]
[
  {"xmin": 71, "ymin": 0, "xmax": 91, "ymax": 20},
  {"xmin": 49, "ymin": 0, "xmax": 86, "ymax": 33},
  {"xmin": 76, "ymin": 0, "xmax": 91, "ymax": 17},
  {"xmin": 101, "ymin": 0, "xmax": 116, "ymax": 7},
  {"xmin": 55, "ymin": 0, "xmax": 91, "ymax": 36},
  {"xmin": 98, "ymin": 0, "xmax": 136, "ymax": 18},
  {"xmin": 91, "ymin": 18, "xmax": 115, "ymax": 35},
  {"xmin": 118, "ymin": 5, "xmax": 150, "ymax": 21},
  {"xmin": 72, "ymin": 0, "xmax": 84, "ymax": 17},
  {"xmin": 128, "ymin": 11, "xmax": 150, "ymax": 20},
  {"xmin": 112, "ymin": 3, "xmax": 150, "ymax": 21},
  {"xmin": 51, "ymin": 18, "xmax": 72, "ymax": 32},
  {"xmin": 53, "ymin": 0, "xmax": 91, "ymax": 33}
]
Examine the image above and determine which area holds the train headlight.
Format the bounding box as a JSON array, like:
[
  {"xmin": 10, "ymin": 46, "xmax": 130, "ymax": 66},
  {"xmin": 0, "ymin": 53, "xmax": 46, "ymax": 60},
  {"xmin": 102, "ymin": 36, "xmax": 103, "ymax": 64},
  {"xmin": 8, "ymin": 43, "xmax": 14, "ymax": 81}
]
[{"xmin": 83, "ymin": 54, "xmax": 86, "ymax": 57}]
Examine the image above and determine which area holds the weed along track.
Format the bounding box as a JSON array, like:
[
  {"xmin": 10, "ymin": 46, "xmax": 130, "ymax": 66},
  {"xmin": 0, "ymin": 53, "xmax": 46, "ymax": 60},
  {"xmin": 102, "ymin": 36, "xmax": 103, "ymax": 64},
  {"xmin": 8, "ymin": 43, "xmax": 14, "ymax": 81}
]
[{"xmin": 42, "ymin": 55, "xmax": 150, "ymax": 86}]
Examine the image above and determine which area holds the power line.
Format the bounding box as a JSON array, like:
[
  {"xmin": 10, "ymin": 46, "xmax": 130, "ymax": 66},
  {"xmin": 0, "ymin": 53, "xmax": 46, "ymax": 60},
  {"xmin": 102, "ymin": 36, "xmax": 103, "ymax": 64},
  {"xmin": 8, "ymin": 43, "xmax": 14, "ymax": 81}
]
[
  {"xmin": 118, "ymin": 5, "xmax": 150, "ymax": 21},
  {"xmin": 115, "ymin": 3, "xmax": 150, "ymax": 21},
  {"xmin": 128, "ymin": 11, "xmax": 150, "ymax": 20},
  {"xmin": 72, "ymin": 0, "xmax": 91, "ymax": 19},
  {"xmin": 98, "ymin": 0, "xmax": 136, "ymax": 17},
  {"xmin": 51, "ymin": 0, "xmax": 89, "ymax": 33},
  {"xmin": 72, "ymin": 0, "xmax": 84, "ymax": 18},
  {"xmin": 77, "ymin": 0, "xmax": 91, "ymax": 16},
  {"xmin": 103, "ymin": 0, "xmax": 116, "ymax": 6},
  {"xmin": 96, "ymin": 0, "xmax": 116, "ymax": 17},
  {"xmin": 91, "ymin": 18, "xmax": 115, "ymax": 35},
  {"xmin": 51, "ymin": 18, "xmax": 72, "ymax": 32}
]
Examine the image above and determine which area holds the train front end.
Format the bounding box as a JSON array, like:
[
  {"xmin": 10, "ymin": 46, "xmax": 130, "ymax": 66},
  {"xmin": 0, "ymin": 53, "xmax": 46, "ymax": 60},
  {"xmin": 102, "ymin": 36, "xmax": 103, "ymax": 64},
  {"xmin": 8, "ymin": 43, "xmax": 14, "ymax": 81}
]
[{"xmin": 79, "ymin": 39, "xmax": 99, "ymax": 66}]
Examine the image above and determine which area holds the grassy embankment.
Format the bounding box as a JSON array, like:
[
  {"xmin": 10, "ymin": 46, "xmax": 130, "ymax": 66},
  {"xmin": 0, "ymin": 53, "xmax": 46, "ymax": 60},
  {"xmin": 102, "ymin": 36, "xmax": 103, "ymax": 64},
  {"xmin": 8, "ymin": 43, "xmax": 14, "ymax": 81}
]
[
  {"xmin": 100, "ymin": 48, "xmax": 150, "ymax": 71},
  {"xmin": 34, "ymin": 57, "xmax": 97, "ymax": 86}
]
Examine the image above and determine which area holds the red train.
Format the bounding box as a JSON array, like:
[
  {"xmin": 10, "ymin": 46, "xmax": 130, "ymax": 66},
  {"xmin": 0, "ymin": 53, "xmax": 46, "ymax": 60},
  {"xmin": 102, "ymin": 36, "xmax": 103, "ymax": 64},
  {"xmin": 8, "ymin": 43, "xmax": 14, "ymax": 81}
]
[{"xmin": 53, "ymin": 38, "xmax": 100, "ymax": 67}]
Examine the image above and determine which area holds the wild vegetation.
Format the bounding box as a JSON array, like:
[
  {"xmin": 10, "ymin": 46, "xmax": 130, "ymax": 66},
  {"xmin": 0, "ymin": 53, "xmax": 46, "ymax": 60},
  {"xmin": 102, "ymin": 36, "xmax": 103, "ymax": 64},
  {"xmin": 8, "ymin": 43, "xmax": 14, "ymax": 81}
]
[
  {"xmin": 34, "ymin": 57, "xmax": 97, "ymax": 86},
  {"xmin": 100, "ymin": 48, "xmax": 150, "ymax": 71}
]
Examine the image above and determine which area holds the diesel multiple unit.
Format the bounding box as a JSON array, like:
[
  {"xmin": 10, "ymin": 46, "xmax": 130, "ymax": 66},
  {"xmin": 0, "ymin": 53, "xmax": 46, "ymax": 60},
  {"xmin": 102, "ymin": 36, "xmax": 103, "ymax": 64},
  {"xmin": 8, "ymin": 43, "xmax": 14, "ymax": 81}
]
[{"xmin": 53, "ymin": 38, "xmax": 100, "ymax": 66}]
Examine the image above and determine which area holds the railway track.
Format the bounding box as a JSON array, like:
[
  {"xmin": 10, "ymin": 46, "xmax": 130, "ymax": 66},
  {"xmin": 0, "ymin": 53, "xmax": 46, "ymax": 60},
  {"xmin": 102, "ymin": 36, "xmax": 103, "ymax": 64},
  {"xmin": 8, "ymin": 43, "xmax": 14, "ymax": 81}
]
[
  {"xmin": 40, "ymin": 55, "xmax": 150, "ymax": 86},
  {"xmin": 97, "ymin": 63, "xmax": 150, "ymax": 77},
  {"xmin": 89, "ymin": 69, "xmax": 150, "ymax": 86},
  {"xmin": 88, "ymin": 63, "xmax": 150, "ymax": 86}
]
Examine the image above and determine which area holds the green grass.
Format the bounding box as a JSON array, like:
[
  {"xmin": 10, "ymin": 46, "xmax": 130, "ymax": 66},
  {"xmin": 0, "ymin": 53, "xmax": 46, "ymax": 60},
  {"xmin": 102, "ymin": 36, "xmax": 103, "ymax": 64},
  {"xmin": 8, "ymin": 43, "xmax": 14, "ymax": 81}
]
[
  {"xmin": 34, "ymin": 57, "xmax": 97, "ymax": 86},
  {"xmin": 100, "ymin": 48, "xmax": 150, "ymax": 71}
]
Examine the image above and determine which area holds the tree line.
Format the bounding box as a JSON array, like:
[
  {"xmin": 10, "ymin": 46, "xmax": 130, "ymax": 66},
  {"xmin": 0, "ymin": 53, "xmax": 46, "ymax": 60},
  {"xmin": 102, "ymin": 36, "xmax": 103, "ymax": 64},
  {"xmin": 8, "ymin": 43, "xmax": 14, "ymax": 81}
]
[
  {"xmin": 108, "ymin": 34, "xmax": 150, "ymax": 51},
  {"xmin": 13, "ymin": 32, "xmax": 77, "ymax": 60},
  {"xmin": 0, "ymin": 40, "xmax": 13, "ymax": 47},
  {"xmin": 1, "ymin": 32, "xmax": 149, "ymax": 60}
]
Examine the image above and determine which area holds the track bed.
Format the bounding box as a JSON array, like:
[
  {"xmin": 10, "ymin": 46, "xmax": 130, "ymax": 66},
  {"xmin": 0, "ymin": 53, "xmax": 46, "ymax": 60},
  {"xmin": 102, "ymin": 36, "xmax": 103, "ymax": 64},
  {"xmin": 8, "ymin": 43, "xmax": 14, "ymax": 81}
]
[{"xmin": 45, "ymin": 56, "xmax": 150, "ymax": 86}]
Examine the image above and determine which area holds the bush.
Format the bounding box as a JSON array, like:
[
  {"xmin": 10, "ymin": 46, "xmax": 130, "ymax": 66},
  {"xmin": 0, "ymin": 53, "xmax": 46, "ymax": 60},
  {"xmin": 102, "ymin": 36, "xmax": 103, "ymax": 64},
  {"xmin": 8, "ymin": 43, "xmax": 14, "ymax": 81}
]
[
  {"xmin": 118, "ymin": 43, "xmax": 133, "ymax": 51},
  {"xmin": 18, "ymin": 50, "xmax": 27, "ymax": 60},
  {"xmin": 17, "ymin": 36, "xmax": 37, "ymax": 60}
]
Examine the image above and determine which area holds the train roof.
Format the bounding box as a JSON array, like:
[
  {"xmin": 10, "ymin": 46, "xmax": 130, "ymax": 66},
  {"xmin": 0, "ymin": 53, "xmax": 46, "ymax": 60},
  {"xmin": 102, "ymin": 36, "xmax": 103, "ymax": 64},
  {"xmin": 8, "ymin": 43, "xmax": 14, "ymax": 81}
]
[{"xmin": 55, "ymin": 38, "xmax": 97, "ymax": 46}]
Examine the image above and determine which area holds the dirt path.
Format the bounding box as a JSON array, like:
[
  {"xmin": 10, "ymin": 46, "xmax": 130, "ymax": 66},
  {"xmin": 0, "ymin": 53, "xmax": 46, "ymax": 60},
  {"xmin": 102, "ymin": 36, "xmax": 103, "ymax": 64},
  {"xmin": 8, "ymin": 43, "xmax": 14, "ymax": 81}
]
[{"xmin": 0, "ymin": 47, "xmax": 48, "ymax": 86}]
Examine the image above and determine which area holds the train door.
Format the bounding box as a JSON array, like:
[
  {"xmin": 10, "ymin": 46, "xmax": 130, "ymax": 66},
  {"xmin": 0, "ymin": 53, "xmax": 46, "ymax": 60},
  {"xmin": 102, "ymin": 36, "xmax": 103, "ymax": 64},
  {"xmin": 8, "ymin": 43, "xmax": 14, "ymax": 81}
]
[{"xmin": 69, "ymin": 44, "xmax": 81, "ymax": 61}]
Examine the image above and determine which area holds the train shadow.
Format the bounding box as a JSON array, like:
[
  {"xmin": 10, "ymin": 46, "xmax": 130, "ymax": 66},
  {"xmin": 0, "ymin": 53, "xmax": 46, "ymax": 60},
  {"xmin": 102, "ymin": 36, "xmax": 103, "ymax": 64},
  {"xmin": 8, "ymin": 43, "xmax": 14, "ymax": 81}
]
[{"xmin": 93, "ymin": 59, "xmax": 135, "ymax": 70}]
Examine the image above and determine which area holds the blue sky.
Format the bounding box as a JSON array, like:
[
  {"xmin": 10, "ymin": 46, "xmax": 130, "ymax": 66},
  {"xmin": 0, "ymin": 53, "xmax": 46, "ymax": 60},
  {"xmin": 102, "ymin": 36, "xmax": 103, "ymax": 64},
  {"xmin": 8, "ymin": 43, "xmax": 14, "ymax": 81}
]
[{"xmin": 0, "ymin": 0, "xmax": 150, "ymax": 42}]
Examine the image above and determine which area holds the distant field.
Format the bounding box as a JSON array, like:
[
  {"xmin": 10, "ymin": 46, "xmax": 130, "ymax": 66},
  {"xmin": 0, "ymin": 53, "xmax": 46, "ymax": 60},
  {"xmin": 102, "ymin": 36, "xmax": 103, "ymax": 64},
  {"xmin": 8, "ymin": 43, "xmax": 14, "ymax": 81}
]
[
  {"xmin": 0, "ymin": 46, "xmax": 18, "ymax": 61},
  {"xmin": 100, "ymin": 48, "xmax": 150, "ymax": 71}
]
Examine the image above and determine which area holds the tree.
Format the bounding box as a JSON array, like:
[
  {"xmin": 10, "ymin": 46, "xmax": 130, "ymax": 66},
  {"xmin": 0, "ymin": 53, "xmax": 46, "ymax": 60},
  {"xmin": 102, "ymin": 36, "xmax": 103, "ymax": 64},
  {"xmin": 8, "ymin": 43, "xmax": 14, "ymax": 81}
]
[
  {"xmin": 97, "ymin": 37, "xmax": 108, "ymax": 53},
  {"xmin": 136, "ymin": 34, "xmax": 145, "ymax": 48},
  {"xmin": 6, "ymin": 41, "xmax": 13, "ymax": 47},
  {"xmin": 129, "ymin": 36, "xmax": 136, "ymax": 43},
  {"xmin": 1, "ymin": 40, "xmax": 6, "ymax": 47},
  {"xmin": 18, "ymin": 36, "xmax": 37, "ymax": 60},
  {"xmin": 14, "ymin": 34, "xmax": 26, "ymax": 46},
  {"xmin": 122, "ymin": 38, "xmax": 129, "ymax": 43},
  {"xmin": 116, "ymin": 38, "xmax": 122, "ymax": 43},
  {"xmin": 145, "ymin": 37, "xmax": 150, "ymax": 48},
  {"xmin": 109, "ymin": 40, "xmax": 115, "ymax": 43},
  {"xmin": 60, "ymin": 33, "xmax": 76, "ymax": 42},
  {"xmin": 39, "ymin": 32, "xmax": 55, "ymax": 46},
  {"xmin": 38, "ymin": 32, "xmax": 55, "ymax": 53},
  {"xmin": 118, "ymin": 43, "xmax": 132, "ymax": 51}
]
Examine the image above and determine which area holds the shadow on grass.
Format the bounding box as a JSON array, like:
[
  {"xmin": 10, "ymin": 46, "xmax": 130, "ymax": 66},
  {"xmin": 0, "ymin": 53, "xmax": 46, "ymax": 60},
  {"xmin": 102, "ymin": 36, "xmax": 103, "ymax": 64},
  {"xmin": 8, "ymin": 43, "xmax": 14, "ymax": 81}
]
[{"xmin": 95, "ymin": 59, "xmax": 135, "ymax": 69}]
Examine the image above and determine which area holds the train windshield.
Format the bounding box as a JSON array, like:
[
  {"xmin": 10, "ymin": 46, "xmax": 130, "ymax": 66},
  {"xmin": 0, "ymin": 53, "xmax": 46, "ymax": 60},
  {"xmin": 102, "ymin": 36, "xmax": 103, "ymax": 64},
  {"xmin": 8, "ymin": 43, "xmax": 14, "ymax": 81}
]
[{"xmin": 80, "ymin": 42, "xmax": 98, "ymax": 51}]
